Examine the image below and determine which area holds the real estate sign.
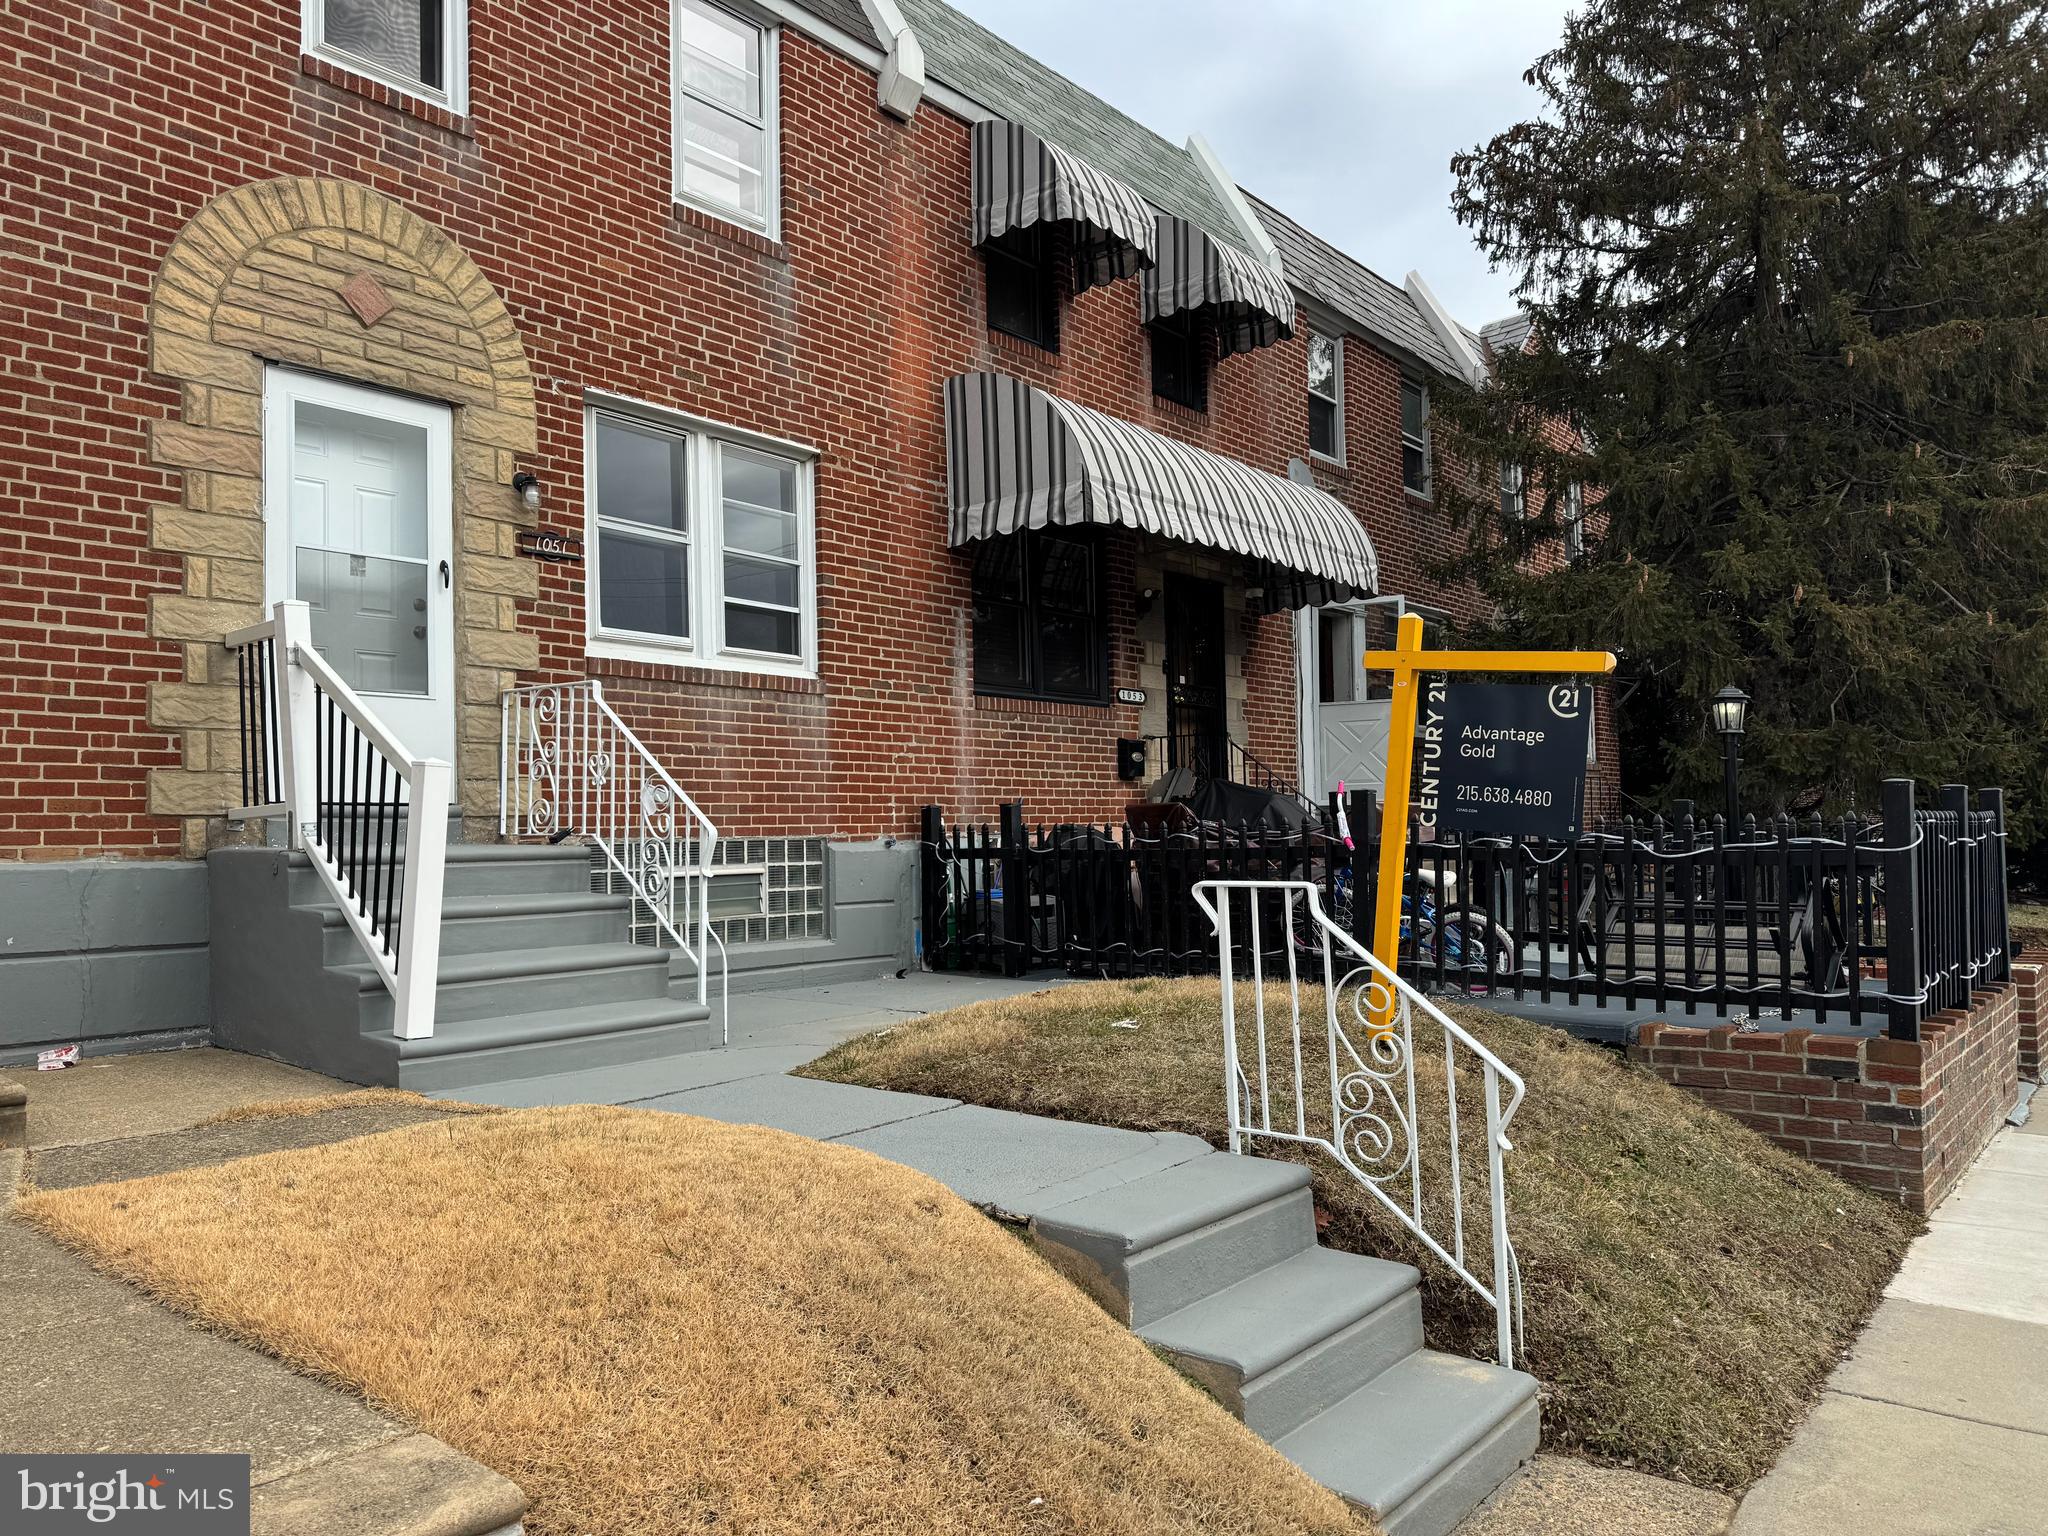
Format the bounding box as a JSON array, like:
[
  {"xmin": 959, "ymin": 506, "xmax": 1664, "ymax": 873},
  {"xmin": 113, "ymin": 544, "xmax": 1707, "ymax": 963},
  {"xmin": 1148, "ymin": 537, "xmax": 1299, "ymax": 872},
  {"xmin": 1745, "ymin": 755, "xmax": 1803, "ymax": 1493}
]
[{"xmin": 1426, "ymin": 679, "xmax": 1588, "ymax": 840}]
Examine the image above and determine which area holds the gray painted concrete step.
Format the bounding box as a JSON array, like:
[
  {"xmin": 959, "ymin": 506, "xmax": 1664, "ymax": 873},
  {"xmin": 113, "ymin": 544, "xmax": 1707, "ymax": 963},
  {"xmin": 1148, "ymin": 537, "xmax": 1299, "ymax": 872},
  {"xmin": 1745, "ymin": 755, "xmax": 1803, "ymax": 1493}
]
[
  {"xmin": 315, "ymin": 890, "xmax": 633, "ymax": 962},
  {"xmin": 340, "ymin": 943, "xmax": 674, "ymax": 1028},
  {"xmin": 381, "ymin": 998, "xmax": 715, "ymax": 1092},
  {"xmin": 1274, "ymin": 1350, "xmax": 1540, "ymax": 1536},
  {"xmin": 1030, "ymin": 1153, "xmax": 1316, "ymax": 1326},
  {"xmin": 1138, "ymin": 1246, "xmax": 1423, "ymax": 1439}
]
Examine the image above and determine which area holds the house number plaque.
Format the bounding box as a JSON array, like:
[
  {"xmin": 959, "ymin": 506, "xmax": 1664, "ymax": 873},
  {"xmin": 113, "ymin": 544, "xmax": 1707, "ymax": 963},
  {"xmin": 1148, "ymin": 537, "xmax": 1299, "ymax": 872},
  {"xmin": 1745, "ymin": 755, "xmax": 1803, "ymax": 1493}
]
[
  {"xmin": 1115, "ymin": 687, "xmax": 1147, "ymax": 705},
  {"xmin": 516, "ymin": 529, "xmax": 584, "ymax": 564}
]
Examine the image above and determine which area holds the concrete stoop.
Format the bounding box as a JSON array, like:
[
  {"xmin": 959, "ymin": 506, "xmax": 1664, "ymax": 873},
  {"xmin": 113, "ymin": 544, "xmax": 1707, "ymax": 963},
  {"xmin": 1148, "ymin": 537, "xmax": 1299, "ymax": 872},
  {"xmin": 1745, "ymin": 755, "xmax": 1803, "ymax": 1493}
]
[
  {"xmin": 1030, "ymin": 1153, "xmax": 1538, "ymax": 1536},
  {"xmin": 209, "ymin": 842, "xmax": 715, "ymax": 1091}
]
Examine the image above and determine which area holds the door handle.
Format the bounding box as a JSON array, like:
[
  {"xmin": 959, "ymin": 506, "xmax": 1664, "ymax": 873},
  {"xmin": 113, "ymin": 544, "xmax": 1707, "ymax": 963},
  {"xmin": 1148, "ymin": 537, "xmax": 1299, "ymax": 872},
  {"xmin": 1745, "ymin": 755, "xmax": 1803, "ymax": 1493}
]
[{"xmin": 439, "ymin": 560, "xmax": 451, "ymax": 589}]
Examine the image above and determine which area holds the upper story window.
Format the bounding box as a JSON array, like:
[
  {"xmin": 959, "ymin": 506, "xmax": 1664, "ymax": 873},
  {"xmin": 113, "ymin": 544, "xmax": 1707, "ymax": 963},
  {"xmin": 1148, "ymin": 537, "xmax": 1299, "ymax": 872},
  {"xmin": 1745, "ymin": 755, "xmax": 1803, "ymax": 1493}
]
[
  {"xmin": 673, "ymin": 0, "xmax": 780, "ymax": 236},
  {"xmin": 1499, "ymin": 461, "xmax": 1525, "ymax": 519},
  {"xmin": 1400, "ymin": 378, "xmax": 1431, "ymax": 497},
  {"xmin": 1151, "ymin": 311, "xmax": 1209, "ymax": 413},
  {"xmin": 984, "ymin": 224, "xmax": 1060, "ymax": 352},
  {"xmin": 586, "ymin": 400, "xmax": 816, "ymax": 675},
  {"xmin": 973, "ymin": 529, "xmax": 1107, "ymax": 703},
  {"xmin": 1562, "ymin": 481, "xmax": 1586, "ymax": 560},
  {"xmin": 1307, "ymin": 331, "xmax": 1343, "ymax": 460},
  {"xmin": 305, "ymin": 0, "xmax": 467, "ymax": 111}
]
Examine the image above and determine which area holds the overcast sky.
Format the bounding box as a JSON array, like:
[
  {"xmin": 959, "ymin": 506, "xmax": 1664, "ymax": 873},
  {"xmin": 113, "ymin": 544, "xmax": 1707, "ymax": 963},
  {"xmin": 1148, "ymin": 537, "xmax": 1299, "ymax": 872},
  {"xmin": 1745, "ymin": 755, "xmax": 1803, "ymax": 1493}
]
[{"xmin": 944, "ymin": 0, "xmax": 1576, "ymax": 328}]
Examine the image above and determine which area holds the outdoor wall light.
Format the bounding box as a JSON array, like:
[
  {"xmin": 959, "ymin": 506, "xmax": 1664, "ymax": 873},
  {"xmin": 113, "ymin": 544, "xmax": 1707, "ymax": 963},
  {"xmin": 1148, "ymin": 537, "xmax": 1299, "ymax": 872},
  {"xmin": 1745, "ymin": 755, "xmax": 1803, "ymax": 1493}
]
[
  {"xmin": 512, "ymin": 473, "xmax": 543, "ymax": 513},
  {"xmin": 1710, "ymin": 685, "xmax": 1750, "ymax": 738},
  {"xmin": 1136, "ymin": 586, "xmax": 1159, "ymax": 617}
]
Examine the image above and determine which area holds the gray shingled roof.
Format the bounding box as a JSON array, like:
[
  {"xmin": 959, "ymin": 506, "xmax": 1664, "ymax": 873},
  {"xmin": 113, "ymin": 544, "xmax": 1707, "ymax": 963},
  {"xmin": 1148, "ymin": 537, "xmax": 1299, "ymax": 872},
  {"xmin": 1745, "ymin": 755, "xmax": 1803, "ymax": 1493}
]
[
  {"xmin": 1244, "ymin": 192, "xmax": 1463, "ymax": 380},
  {"xmin": 787, "ymin": 0, "xmax": 1252, "ymax": 251},
  {"xmin": 1480, "ymin": 314, "xmax": 1533, "ymax": 358}
]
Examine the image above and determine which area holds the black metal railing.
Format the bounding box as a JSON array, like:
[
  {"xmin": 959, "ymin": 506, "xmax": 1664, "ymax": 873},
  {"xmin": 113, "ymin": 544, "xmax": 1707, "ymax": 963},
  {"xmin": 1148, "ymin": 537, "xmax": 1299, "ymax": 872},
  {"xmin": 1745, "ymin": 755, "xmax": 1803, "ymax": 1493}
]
[
  {"xmin": 1145, "ymin": 733, "xmax": 1304, "ymax": 799},
  {"xmin": 918, "ymin": 779, "xmax": 2010, "ymax": 1040},
  {"xmin": 233, "ymin": 630, "xmax": 282, "ymax": 811},
  {"xmin": 315, "ymin": 684, "xmax": 406, "ymax": 962}
]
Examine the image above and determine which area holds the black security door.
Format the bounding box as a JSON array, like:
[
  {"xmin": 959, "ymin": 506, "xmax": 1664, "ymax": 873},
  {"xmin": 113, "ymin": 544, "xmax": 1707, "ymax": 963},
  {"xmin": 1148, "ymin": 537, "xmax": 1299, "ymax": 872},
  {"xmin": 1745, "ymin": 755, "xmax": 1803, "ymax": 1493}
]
[{"xmin": 1164, "ymin": 576, "xmax": 1227, "ymax": 778}]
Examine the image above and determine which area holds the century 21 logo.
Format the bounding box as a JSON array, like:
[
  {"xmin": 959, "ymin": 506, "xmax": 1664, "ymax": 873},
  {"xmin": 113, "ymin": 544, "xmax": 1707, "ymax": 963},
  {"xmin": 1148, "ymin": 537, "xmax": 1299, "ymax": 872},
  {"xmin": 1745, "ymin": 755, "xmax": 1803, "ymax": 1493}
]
[{"xmin": 1546, "ymin": 684, "xmax": 1583, "ymax": 721}]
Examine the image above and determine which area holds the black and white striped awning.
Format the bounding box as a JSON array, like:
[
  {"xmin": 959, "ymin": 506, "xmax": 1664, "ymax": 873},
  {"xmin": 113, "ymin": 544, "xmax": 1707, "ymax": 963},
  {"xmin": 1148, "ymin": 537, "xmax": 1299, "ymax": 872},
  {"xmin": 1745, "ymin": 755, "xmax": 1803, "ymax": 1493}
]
[
  {"xmin": 944, "ymin": 372, "xmax": 1377, "ymax": 612},
  {"xmin": 971, "ymin": 120, "xmax": 1158, "ymax": 296},
  {"xmin": 1142, "ymin": 214, "xmax": 1297, "ymax": 358}
]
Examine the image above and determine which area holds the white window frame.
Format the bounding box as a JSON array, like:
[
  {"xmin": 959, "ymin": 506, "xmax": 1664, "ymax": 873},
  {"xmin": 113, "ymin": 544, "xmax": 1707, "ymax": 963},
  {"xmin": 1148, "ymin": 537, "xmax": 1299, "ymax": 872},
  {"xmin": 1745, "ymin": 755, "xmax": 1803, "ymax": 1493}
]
[
  {"xmin": 584, "ymin": 392, "xmax": 818, "ymax": 679},
  {"xmin": 1563, "ymin": 481, "xmax": 1585, "ymax": 560},
  {"xmin": 671, "ymin": 0, "xmax": 782, "ymax": 239},
  {"xmin": 1400, "ymin": 377, "xmax": 1431, "ymax": 498},
  {"xmin": 302, "ymin": 0, "xmax": 469, "ymax": 115},
  {"xmin": 1500, "ymin": 461, "xmax": 1525, "ymax": 519},
  {"xmin": 1307, "ymin": 327, "xmax": 1345, "ymax": 465}
]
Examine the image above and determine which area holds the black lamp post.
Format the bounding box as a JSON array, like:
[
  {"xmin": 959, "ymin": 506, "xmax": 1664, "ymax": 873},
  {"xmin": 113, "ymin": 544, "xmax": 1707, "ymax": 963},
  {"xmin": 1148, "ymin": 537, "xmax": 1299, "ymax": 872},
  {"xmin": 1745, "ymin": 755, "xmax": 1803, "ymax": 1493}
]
[{"xmin": 1710, "ymin": 685, "xmax": 1750, "ymax": 828}]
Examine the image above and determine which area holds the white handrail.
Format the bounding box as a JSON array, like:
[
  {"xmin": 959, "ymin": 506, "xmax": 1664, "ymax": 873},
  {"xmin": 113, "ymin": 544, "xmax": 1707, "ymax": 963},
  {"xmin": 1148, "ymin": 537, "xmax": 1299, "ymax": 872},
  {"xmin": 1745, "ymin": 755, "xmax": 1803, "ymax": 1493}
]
[
  {"xmin": 498, "ymin": 680, "xmax": 727, "ymax": 1036},
  {"xmin": 226, "ymin": 600, "xmax": 450, "ymax": 1042},
  {"xmin": 1193, "ymin": 878, "xmax": 1527, "ymax": 1367}
]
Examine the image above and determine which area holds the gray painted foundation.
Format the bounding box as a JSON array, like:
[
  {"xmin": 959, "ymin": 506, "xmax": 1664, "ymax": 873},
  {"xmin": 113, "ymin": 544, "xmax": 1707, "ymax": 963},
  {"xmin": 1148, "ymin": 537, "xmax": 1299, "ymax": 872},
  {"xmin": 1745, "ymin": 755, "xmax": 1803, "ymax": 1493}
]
[
  {"xmin": 670, "ymin": 839, "xmax": 916, "ymax": 999},
  {"xmin": 5, "ymin": 834, "xmax": 915, "ymax": 1069},
  {"xmin": 0, "ymin": 860, "xmax": 211, "ymax": 1064}
]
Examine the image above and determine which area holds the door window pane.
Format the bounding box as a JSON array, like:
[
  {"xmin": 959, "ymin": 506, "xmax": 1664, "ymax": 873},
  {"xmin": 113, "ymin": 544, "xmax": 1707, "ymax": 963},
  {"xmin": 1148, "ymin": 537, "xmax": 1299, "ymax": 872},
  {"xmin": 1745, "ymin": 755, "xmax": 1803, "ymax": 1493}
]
[
  {"xmin": 595, "ymin": 416, "xmax": 688, "ymax": 532},
  {"xmin": 598, "ymin": 530, "xmax": 690, "ymax": 639},
  {"xmin": 298, "ymin": 549, "xmax": 431, "ymax": 695},
  {"xmin": 1317, "ymin": 609, "xmax": 1357, "ymax": 704}
]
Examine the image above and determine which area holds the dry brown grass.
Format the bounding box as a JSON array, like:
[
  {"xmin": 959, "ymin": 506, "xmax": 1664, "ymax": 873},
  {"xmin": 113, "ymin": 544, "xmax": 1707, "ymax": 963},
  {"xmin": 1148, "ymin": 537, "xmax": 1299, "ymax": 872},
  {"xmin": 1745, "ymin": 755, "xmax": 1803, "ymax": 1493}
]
[
  {"xmin": 196, "ymin": 1089, "xmax": 498, "ymax": 1126},
  {"xmin": 802, "ymin": 977, "xmax": 1921, "ymax": 1491},
  {"xmin": 18, "ymin": 1105, "xmax": 1374, "ymax": 1536}
]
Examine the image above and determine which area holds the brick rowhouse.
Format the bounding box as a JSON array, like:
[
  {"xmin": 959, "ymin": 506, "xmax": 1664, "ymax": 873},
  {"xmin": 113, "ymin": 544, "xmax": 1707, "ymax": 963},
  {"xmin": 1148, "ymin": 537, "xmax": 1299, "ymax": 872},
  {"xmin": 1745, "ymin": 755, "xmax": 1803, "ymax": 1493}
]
[{"xmin": 0, "ymin": 0, "xmax": 1613, "ymax": 875}]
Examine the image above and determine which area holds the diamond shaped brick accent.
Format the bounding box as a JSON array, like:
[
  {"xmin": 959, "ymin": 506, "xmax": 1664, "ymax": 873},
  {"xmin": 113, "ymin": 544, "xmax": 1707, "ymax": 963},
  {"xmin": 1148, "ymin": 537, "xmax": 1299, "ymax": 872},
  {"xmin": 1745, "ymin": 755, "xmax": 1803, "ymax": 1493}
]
[{"xmin": 338, "ymin": 271, "xmax": 394, "ymax": 327}]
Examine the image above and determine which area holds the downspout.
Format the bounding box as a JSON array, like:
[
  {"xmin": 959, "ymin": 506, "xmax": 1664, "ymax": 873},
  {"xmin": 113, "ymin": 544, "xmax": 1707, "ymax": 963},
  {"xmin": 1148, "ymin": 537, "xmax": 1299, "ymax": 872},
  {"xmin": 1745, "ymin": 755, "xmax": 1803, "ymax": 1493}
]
[{"xmin": 859, "ymin": 0, "xmax": 925, "ymax": 120}]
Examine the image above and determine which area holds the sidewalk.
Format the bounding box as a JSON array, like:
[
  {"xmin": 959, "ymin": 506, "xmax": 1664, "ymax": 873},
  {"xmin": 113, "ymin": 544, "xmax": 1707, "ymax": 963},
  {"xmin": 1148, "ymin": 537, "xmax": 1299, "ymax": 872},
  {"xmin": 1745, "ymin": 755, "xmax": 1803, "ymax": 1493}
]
[
  {"xmin": 1730, "ymin": 1110, "xmax": 2048, "ymax": 1534},
  {"xmin": 1, "ymin": 1049, "xmax": 524, "ymax": 1536}
]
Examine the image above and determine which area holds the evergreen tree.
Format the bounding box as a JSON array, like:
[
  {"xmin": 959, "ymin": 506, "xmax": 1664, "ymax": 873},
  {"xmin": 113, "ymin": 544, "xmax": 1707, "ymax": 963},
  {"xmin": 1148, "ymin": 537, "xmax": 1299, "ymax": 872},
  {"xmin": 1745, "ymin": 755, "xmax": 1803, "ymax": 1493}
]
[{"xmin": 1434, "ymin": 0, "xmax": 2048, "ymax": 847}]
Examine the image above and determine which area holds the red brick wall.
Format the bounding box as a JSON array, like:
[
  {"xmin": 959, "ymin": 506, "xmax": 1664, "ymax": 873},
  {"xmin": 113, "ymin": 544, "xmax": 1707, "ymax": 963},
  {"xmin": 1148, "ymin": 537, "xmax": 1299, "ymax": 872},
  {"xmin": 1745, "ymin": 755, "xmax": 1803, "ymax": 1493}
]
[
  {"xmin": 2020, "ymin": 958, "xmax": 2043, "ymax": 1081},
  {"xmin": 0, "ymin": 0, "xmax": 1565, "ymax": 856},
  {"xmin": 1630, "ymin": 972, "xmax": 2029, "ymax": 1212}
]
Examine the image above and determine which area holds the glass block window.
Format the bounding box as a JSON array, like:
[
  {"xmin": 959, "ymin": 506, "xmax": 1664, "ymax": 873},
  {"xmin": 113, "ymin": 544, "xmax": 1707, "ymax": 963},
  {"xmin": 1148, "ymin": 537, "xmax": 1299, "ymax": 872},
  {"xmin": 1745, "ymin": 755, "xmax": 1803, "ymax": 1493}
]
[{"xmin": 592, "ymin": 836, "xmax": 826, "ymax": 947}]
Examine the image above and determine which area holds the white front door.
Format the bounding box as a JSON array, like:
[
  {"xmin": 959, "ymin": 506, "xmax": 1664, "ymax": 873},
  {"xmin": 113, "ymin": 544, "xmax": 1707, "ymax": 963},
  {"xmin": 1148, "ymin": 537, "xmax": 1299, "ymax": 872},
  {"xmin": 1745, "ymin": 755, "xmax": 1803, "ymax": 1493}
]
[{"xmin": 264, "ymin": 369, "xmax": 456, "ymax": 765}]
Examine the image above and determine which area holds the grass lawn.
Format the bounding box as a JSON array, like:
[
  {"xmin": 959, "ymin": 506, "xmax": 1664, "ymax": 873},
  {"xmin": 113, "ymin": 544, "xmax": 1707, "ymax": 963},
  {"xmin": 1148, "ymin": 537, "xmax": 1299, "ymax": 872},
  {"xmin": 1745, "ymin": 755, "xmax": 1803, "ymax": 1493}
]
[
  {"xmin": 19, "ymin": 1105, "xmax": 1372, "ymax": 1536},
  {"xmin": 801, "ymin": 977, "xmax": 1920, "ymax": 1492},
  {"xmin": 2009, "ymin": 899, "xmax": 2048, "ymax": 952}
]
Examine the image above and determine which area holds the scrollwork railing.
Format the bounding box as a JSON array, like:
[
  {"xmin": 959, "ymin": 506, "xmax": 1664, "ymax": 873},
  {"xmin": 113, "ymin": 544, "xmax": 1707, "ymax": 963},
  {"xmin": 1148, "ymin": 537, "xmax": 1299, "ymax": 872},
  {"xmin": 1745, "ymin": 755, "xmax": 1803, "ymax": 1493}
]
[
  {"xmin": 1193, "ymin": 878, "xmax": 1527, "ymax": 1367},
  {"xmin": 499, "ymin": 681, "xmax": 726, "ymax": 1034}
]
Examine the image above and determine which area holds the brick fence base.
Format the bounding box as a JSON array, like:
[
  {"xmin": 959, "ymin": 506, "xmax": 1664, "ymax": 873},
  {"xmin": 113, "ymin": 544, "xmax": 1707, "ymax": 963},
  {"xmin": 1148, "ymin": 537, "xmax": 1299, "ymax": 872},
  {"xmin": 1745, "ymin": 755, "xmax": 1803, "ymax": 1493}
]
[{"xmin": 1629, "ymin": 962, "xmax": 2038, "ymax": 1213}]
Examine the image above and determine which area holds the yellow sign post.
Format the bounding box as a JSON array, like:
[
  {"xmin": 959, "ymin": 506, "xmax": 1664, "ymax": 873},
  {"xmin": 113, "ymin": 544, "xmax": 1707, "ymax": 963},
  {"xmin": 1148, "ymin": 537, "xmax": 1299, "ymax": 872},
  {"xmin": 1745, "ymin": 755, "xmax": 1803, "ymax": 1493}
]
[{"xmin": 1362, "ymin": 612, "xmax": 1617, "ymax": 1005}]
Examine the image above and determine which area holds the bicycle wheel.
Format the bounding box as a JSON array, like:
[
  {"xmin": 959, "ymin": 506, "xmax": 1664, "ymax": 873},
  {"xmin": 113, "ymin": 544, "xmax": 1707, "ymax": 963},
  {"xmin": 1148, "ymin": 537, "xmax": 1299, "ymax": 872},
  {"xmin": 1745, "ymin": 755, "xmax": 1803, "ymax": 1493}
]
[{"xmin": 1437, "ymin": 906, "xmax": 1516, "ymax": 983}]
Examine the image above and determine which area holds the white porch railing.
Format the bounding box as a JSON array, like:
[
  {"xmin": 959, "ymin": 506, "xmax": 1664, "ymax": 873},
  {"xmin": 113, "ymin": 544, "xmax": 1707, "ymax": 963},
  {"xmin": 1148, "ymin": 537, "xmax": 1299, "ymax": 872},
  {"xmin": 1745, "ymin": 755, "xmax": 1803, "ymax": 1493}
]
[
  {"xmin": 1192, "ymin": 878, "xmax": 1528, "ymax": 1367},
  {"xmin": 226, "ymin": 600, "xmax": 452, "ymax": 1042},
  {"xmin": 498, "ymin": 681, "xmax": 727, "ymax": 1033}
]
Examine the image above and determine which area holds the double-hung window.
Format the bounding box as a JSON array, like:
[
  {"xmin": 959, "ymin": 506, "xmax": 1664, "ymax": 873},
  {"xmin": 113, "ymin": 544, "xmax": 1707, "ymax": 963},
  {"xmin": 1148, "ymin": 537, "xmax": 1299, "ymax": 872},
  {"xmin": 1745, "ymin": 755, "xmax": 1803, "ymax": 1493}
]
[
  {"xmin": 1307, "ymin": 331, "xmax": 1343, "ymax": 460},
  {"xmin": 984, "ymin": 224, "xmax": 1060, "ymax": 351},
  {"xmin": 1400, "ymin": 378, "xmax": 1431, "ymax": 497},
  {"xmin": 1151, "ymin": 311, "xmax": 1209, "ymax": 412},
  {"xmin": 305, "ymin": 0, "xmax": 467, "ymax": 111},
  {"xmin": 1562, "ymin": 481, "xmax": 1586, "ymax": 560},
  {"xmin": 673, "ymin": 0, "xmax": 780, "ymax": 236},
  {"xmin": 587, "ymin": 402, "xmax": 815, "ymax": 675},
  {"xmin": 1499, "ymin": 461, "xmax": 1525, "ymax": 519},
  {"xmin": 972, "ymin": 530, "xmax": 1106, "ymax": 702}
]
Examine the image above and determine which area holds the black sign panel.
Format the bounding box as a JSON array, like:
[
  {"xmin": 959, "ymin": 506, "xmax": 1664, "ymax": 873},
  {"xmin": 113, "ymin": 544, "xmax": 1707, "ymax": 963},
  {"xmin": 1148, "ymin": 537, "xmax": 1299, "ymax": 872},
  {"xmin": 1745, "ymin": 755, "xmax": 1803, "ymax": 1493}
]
[{"xmin": 1417, "ymin": 680, "xmax": 1589, "ymax": 840}]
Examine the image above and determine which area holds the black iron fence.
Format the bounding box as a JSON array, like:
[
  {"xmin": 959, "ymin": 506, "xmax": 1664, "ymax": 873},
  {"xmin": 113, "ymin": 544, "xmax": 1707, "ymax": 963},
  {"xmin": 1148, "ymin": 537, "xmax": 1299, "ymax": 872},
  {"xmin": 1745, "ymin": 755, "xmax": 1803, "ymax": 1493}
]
[{"xmin": 917, "ymin": 779, "xmax": 2010, "ymax": 1041}]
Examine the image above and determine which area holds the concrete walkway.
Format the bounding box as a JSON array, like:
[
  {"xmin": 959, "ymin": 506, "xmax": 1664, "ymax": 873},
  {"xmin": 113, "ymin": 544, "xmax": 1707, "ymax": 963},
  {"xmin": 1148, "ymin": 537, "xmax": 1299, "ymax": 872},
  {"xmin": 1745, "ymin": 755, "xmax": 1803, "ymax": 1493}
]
[
  {"xmin": 2, "ymin": 1050, "xmax": 525, "ymax": 1536},
  {"xmin": 1730, "ymin": 1109, "xmax": 2048, "ymax": 1535}
]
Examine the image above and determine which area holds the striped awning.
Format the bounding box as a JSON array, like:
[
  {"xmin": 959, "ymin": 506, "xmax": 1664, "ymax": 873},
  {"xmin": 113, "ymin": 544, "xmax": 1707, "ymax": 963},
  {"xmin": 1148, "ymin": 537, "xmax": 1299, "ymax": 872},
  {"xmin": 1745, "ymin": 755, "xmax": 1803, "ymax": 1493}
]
[
  {"xmin": 944, "ymin": 372, "xmax": 1377, "ymax": 612},
  {"xmin": 1142, "ymin": 214, "xmax": 1297, "ymax": 358},
  {"xmin": 971, "ymin": 120, "xmax": 1158, "ymax": 296}
]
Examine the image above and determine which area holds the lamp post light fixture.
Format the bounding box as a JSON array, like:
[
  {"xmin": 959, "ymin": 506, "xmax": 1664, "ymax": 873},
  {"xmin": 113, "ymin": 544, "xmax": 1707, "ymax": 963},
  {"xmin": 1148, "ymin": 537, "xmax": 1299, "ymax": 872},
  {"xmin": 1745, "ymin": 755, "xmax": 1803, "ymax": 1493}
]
[{"xmin": 1711, "ymin": 685, "xmax": 1750, "ymax": 830}]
